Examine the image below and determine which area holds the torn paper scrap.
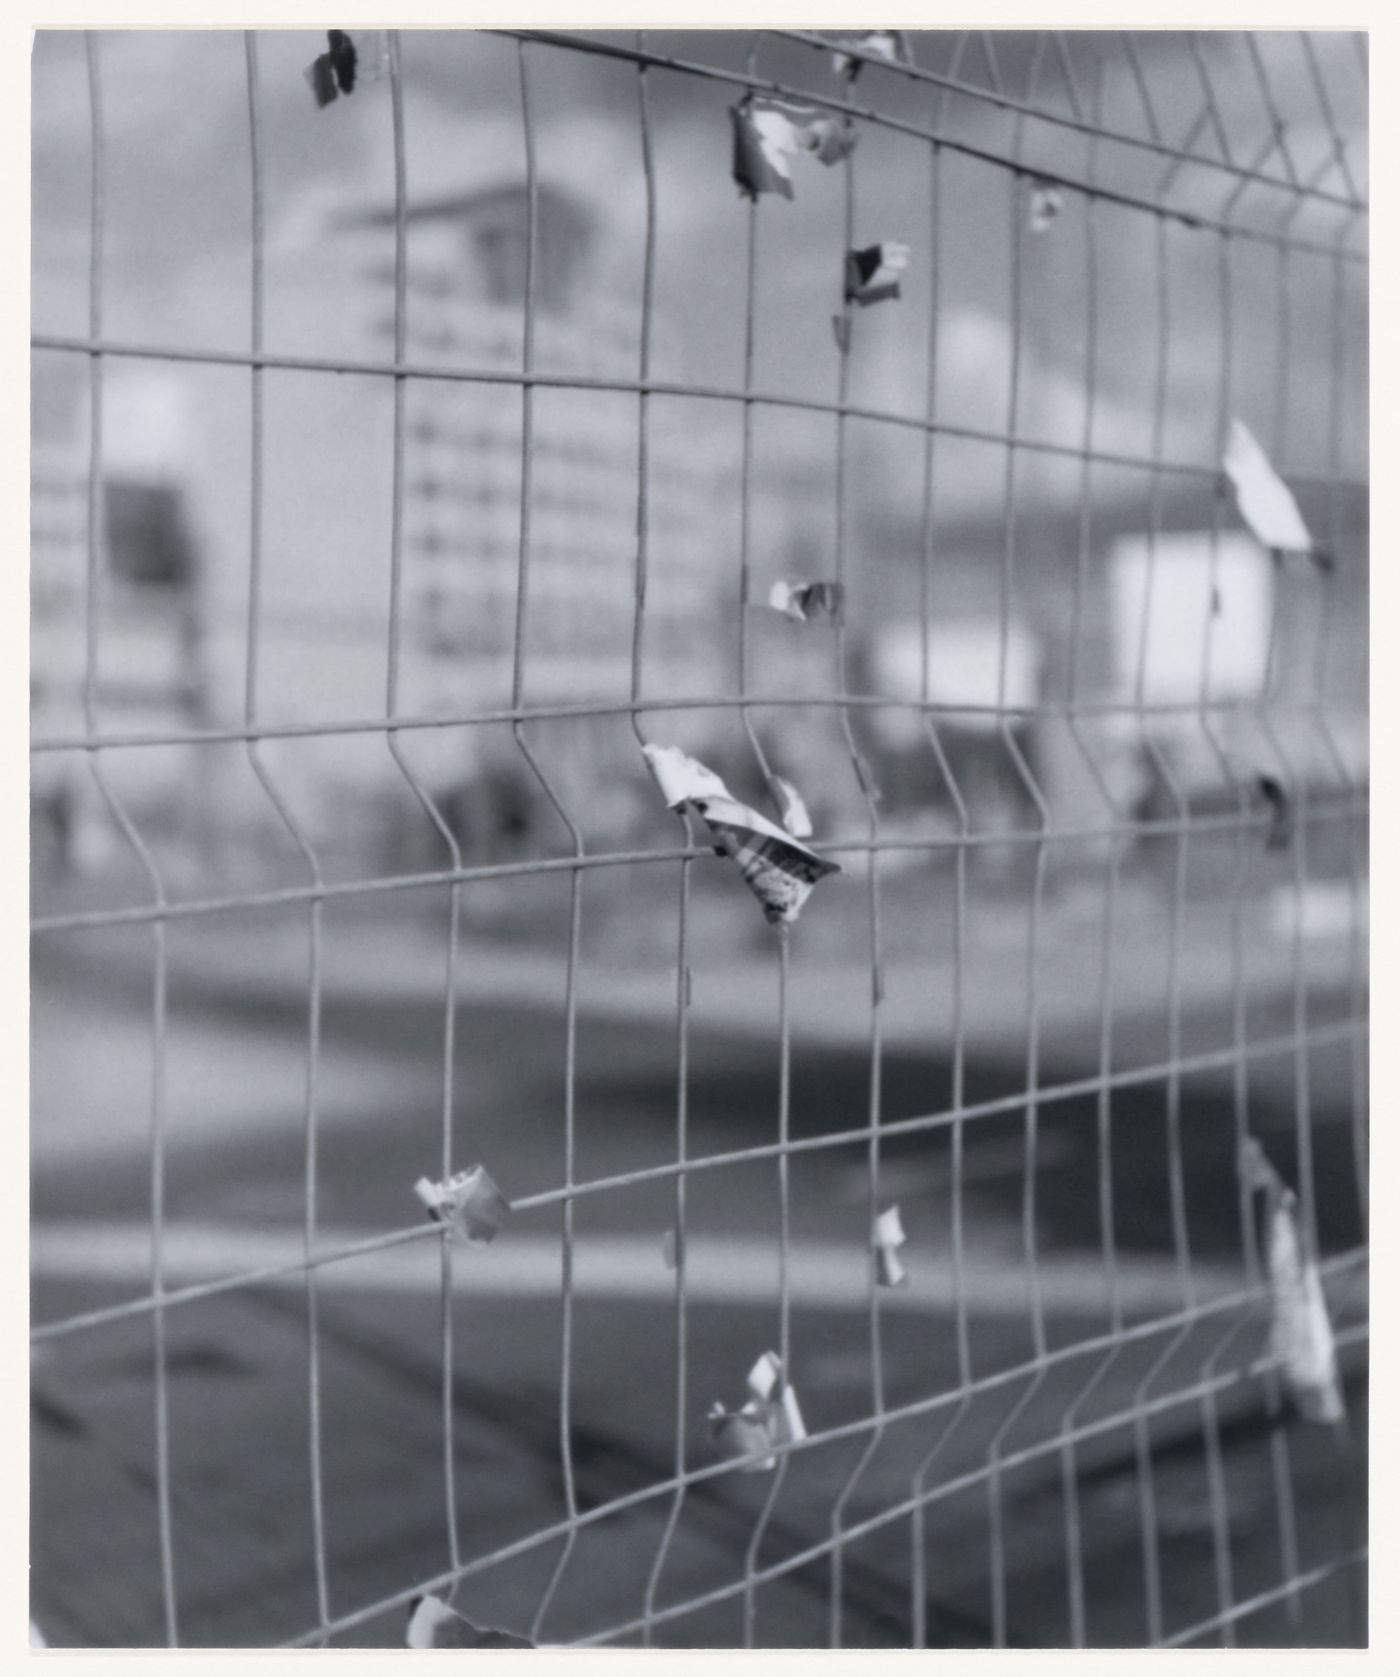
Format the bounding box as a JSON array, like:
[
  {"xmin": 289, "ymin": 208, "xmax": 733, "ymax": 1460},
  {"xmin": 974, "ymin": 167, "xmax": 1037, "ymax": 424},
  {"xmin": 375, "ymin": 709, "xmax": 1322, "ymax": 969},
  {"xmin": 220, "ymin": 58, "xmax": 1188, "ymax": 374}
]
[
  {"xmin": 1223, "ymin": 420, "xmax": 1315, "ymax": 557},
  {"xmin": 413, "ymin": 1164, "xmax": 511, "ymax": 1248},
  {"xmin": 832, "ymin": 30, "xmax": 914, "ymax": 80},
  {"xmin": 708, "ymin": 1400, "xmax": 776, "ymax": 1472},
  {"xmin": 1029, "ymin": 179, "xmax": 1064, "ymax": 232},
  {"xmin": 642, "ymin": 744, "xmax": 841, "ymax": 926},
  {"xmin": 641, "ymin": 743, "xmax": 731, "ymax": 811},
  {"xmin": 407, "ymin": 1595, "xmax": 535, "ymax": 1649},
  {"xmin": 305, "ymin": 30, "xmax": 390, "ymax": 108},
  {"xmin": 709, "ymin": 1351, "xmax": 806, "ymax": 1472},
  {"xmin": 874, "ymin": 1204, "xmax": 908, "ymax": 1288},
  {"xmin": 772, "ymin": 776, "xmax": 813, "ymax": 839},
  {"xmin": 748, "ymin": 1351, "xmax": 807, "ymax": 1448},
  {"xmin": 768, "ymin": 579, "xmax": 844, "ymax": 623},
  {"xmin": 845, "ymin": 242, "xmax": 911, "ymax": 306},
  {"xmin": 1240, "ymin": 1139, "xmax": 1344, "ymax": 1425},
  {"xmin": 731, "ymin": 96, "xmax": 856, "ymax": 200},
  {"xmin": 1256, "ymin": 773, "xmax": 1294, "ymax": 852}
]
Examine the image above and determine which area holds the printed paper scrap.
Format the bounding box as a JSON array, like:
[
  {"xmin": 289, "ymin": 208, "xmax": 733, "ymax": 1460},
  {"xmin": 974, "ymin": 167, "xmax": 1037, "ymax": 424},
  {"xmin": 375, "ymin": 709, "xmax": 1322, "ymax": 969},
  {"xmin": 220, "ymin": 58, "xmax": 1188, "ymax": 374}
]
[
  {"xmin": 709, "ymin": 1350, "xmax": 807, "ymax": 1472},
  {"xmin": 1239, "ymin": 1138, "xmax": 1344, "ymax": 1426},
  {"xmin": 845, "ymin": 242, "xmax": 911, "ymax": 306},
  {"xmin": 1223, "ymin": 420, "xmax": 1318, "ymax": 560},
  {"xmin": 642, "ymin": 744, "xmax": 840, "ymax": 926},
  {"xmin": 305, "ymin": 30, "xmax": 390, "ymax": 108},
  {"xmin": 731, "ymin": 95, "xmax": 857, "ymax": 200},
  {"xmin": 874, "ymin": 1203, "xmax": 908, "ymax": 1288},
  {"xmin": 414, "ymin": 1164, "xmax": 511, "ymax": 1248},
  {"xmin": 832, "ymin": 30, "xmax": 914, "ymax": 80},
  {"xmin": 407, "ymin": 1595, "xmax": 535, "ymax": 1648},
  {"xmin": 767, "ymin": 579, "xmax": 844, "ymax": 623}
]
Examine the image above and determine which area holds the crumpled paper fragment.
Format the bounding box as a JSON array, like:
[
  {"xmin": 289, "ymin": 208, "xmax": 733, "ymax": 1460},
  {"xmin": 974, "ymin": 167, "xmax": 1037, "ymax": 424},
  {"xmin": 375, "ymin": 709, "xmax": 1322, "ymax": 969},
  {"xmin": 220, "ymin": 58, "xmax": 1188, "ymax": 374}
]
[
  {"xmin": 772, "ymin": 776, "xmax": 813, "ymax": 839},
  {"xmin": 1239, "ymin": 1138, "xmax": 1344, "ymax": 1426},
  {"xmin": 1256, "ymin": 773, "xmax": 1294, "ymax": 852},
  {"xmin": 709, "ymin": 1350, "xmax": 807, "ymax": 1472},
  {"xmin": 874, "ymin": 1203, "xmax": 908, "ymax": 1288},
  {"xmin": 413, "ymin": 1164, "xmax": 511, "ymax": 1247},
  {"xmin": 305, "ymin": 29, "xmax": 390, "ymax": 108},
  {"xmin": 1029, "ymin": 179, "xmax": 1064, "ymax": 232},
  {"xmin": 845, "ymin": 242, "xmax": 911, "ymax": 306},
  {"xmin": 642, "ymin": 744, "xmax": 840, "ymax": 926},
  {"xmin": 767, "ymin": 579, "xmax": 844, "ymax": 623},
  {"xmin": 1223, "ymin": 420, "xmax": 1317, "ymax": 559},
  {"xmin": 731, "ymin": 95, "xmax": 857, "ymax": 200},
  {"xmin": 406, "ymin": 1594, "xmax": 535, "ymax": 1648},
  {"xmin": 832, "ymin": 30, "xmax": 914, "ymax": 79}
]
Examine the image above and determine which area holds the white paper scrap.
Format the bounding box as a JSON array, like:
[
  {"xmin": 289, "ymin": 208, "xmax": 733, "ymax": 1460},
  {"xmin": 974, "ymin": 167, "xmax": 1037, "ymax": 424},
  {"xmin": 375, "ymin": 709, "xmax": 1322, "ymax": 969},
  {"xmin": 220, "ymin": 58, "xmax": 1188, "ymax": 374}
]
[
  {"xmin": 747, "ymin": 1349, "xmax": 782, "ymax": 1404},
  {"xmin": 731, "ymin": 96, "xmax": 857, "ymax": 200},
  {"xmin": 710, "ymin": 1349, "xmax": 806, "ymax": 1471},
  {"xmin": 413, "ymin": 1164, "xmax": 511, "ymax": 1248},
  {"xmin": 832, "ymin": 30, "xmax": 913, "ymax": 79},
  {"xmin": 845, "ymin": 241, "xmax": 911, "ymax": 306},
  {"xmin": 641, "ymin": 743, "xmax": 730, "ymax": 811},
  {"xmin": 407, "ymin": 1595, "xmax": 534, "ymax": 1648},
  {"xmin": 1240, "ymin": 1138, "xmax": 1344, "ymax": 1425},
  {"xmin": 874, "ymin": 1203, "xmax": 908, "ymax": 1289},
  {"xmin": 708, "ymin": 1400, "xmax": 776, "ymax": 1473},
  {"xmin": 1223, "ymin": 420, "xmax": 1314, "ymax": 556},
  {"xmin": 767, "ymin": 579, "xmax": 844, "ymax": 623}
]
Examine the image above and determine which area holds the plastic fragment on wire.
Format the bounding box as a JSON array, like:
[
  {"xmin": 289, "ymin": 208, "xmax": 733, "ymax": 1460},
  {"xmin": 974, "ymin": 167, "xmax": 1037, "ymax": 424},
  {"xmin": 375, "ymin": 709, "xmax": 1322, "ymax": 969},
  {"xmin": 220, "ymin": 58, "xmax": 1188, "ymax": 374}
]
[
  {"xmin": 642, "ymin": 744, "xmax": 840, "ymax": 926},
  {"xmin": 406, "ymin": 1595, "xmax": 535, "ymax": 1648},
  {"xmin": 731, "ymin": 95, "xmax": 857, "ymax": 200},
  {"xmin": 772, "ymin": 776, "xmax": 813, "ymax": 839},
  {"xmin": 304, "ymin": 29, "xmax": 390, "ymax": 109},
  {"xmin": 662, "ymin": 1228, "xmax": 679, "ymax": 1270},
  {"xmin": 1239, "ymin": 1138, "xmax": 1345, "ymax": 1426},
  {"xmin": 874, "ymin": 1203, "xmax": 908, "ymax": 1288},
  {"xmin": 708, "ymin": 1350, "xmax": 807, "ymax": 1473},
  {"xmin": 832, "ymin": 29, "xmax": 914, "ymax": 80},
  {"xmin": 1028, "ymin": 179, "xmax": 1065, "ymax": 232},
  {"xmin": 1256, "ymin": 773, "xmax": 1294, "ymax": 852},
  {"xmin": 413, "ymin": 1164, "xmax": 511, "ymax": 1248},
  {"xmin": 1223, "ymin": 419, "xmax": 1328, "ymax": 566},
  {"xmin": 845, "ymin": 242, "xmax": 911, "ymax": 306},
  {"xmin": 767, "ymin": 579, "xmax": 844, "ymax": 623}
]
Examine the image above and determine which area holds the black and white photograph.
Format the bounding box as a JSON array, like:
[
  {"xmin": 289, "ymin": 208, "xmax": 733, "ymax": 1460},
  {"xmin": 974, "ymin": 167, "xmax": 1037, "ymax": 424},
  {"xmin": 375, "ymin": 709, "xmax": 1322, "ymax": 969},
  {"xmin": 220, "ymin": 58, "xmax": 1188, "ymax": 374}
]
[{"xmin": 28, "ymin": 19, "xmax": 1369, "ymax": 1651}]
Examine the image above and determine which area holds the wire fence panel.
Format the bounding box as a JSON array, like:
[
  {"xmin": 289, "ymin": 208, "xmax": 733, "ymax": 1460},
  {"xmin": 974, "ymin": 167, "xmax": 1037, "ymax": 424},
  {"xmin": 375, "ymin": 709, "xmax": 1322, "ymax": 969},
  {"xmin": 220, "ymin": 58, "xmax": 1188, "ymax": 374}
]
[{"xmin": 30, "ymin": 28, "xmax": 1367, "ymax": 1650}]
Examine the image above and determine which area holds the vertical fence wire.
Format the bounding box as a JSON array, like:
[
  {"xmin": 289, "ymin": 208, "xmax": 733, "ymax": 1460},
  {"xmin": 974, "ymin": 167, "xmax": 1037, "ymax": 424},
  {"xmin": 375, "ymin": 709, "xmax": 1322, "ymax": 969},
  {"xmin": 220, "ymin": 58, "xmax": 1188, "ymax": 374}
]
[
  {"xmin": 82, "ymin": 29, "xmax": 181, "ymax": 1648},
  {"xmin": 242, "ymin": 32, "xmax": 334, "ymax": 1637}
]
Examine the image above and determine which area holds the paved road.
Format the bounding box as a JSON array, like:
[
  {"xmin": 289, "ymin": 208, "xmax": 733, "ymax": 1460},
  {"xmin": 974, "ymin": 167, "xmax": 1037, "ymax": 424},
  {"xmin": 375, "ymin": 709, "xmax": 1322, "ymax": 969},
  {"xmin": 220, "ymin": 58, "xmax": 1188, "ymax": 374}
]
[{"xmin": 29, "ymin": 901, "xmax": 1368, "ymax": 1648}]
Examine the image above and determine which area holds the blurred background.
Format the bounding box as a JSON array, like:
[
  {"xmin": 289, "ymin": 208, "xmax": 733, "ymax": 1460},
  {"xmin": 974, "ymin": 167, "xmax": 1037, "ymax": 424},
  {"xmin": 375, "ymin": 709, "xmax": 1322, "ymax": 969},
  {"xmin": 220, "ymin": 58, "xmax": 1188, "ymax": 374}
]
[{"xmin": 31, "ymin": 28, "xmax": 1367, "ymax": 1650}]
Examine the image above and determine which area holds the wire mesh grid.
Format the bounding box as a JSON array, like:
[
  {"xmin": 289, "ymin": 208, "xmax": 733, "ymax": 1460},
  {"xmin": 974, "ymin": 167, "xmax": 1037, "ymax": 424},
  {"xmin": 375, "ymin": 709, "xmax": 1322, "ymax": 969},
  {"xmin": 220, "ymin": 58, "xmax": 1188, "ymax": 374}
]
[{"xmin": 30, "ymin": 27, "xmax": 1367, "ymax": 1649}]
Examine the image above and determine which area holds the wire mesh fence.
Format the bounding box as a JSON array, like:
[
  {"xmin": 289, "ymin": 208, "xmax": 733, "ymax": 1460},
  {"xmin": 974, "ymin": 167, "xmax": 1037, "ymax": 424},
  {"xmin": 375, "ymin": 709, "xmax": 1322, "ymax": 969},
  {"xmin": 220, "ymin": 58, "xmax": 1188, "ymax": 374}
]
[{"xmin": 30, "ymin": 27, "xmax": 1367, "ymax": 1649}]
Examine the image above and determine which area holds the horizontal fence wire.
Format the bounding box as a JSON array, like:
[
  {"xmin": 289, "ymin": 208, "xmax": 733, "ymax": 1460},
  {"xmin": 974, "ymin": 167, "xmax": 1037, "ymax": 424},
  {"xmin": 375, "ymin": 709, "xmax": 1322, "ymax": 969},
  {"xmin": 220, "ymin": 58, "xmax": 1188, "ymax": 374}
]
[{"xmin": 30, "ymin": 26, "xmax": 1366, "ymax": 1651}]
